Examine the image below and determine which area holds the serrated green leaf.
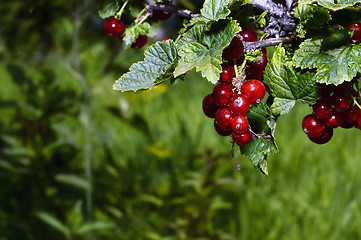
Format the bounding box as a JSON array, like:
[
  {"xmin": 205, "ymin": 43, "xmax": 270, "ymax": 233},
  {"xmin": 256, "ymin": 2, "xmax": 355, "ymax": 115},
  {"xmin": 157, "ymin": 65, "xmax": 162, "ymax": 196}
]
[
  {"xmin": 315, "ymin": 45, "xmax": 361, "ymax": 84},
  {"xmin": 239, "ymin": 103, "xmax": 278, "ymax": 175},
  {"xmin": 244, "ymin": 48, "xmax": 262, "ymax": 62},
  {"xmin": 98, "ymin": 0, "xmax": 119, "ymax": 19},
  {"xmin": 190, "ymin": 0, "xmax": 233, "ymax": 24},
  {"xmin": 265, "ymin": 45, "xmax": 318, "ymax": 115},
  {"xmin": 176, "ymin": 24, "xmax": 208, "ymax": 48},
  {"xmin": 299, "ymin": 0, "xmax": 361, "ymax": 10},
  {"xmin": 174, "ymin": 19, "xmax": 240, "ymax": 83},
  {"xmin": 113, "ymin": 40, "xmax": 178, "ymax": 91},
  {"xmin": 122, "ymin": 23, "xmax": 150, "ymax": 49},
  {"xmin": 35, "ymin": 212, "xmax": 71, "ymax": 237}
]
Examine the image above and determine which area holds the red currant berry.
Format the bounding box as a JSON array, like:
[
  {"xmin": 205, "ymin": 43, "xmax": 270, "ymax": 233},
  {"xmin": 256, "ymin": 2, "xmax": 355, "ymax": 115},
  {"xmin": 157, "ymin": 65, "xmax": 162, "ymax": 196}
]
[
  {"xmin": 317, "ymin": 83, "xmax": 335, "ymax": 98},
  {"xmin": 240, "ymin": 79, "xmax": 266, "ymax": 105},
  {"xmin": 215, "ymin": 107, "xmax": 234, "ymax": 131},
  {"xmin": 246, "ymin": 66, "xmax": 264, "ymax": 80},
  {"xmin": 330, "ymin": 90, "xmax": 353, "ymax": 112},
  {"xmin": 222, "ymin": 37, "xmax": 244, "ymax": 61},
  {"xmin": 325, "ymin": 111, "xmax": 344, "ymax": 128},
  {"xmin": 345, "ymin": 105, "xmax": 360, "ymax": 124},
  {"xmin": 302, "ymin": 114, "xmax": 325, "ymax": 138},
  {"xmin": 104, "ymin": 17, "xmax": 126, "ymax": 37},
  {"xmin": 160, "ymin": 37, "xmax": 172, "ymax": 43},
  {"xmin": 239, "ymin": 27, "xmax": 257, "ymax": 42},
  {"xmin": 341, "ymin": 120, "xmax": 355, "ymax": 129},
  {"xmin": 249, "ymin": 48, "xmax": 268, "ymax": 69},
  {"xmin": 152, "ymin": 10, "xmax": 172, "ymax": 20},
  {"xmin": 357, "ymin": 115, "xmax": 361, "ymax": 130},
  {"xmin": 214, "ymin": 120, "xmax": 232, "ymax": 136},
  {"xmin": 347, "ymin": 21, "xmax": 361, "ymax": 40},
  {"xmin": 220, "ymin": 62, "xmax": 235, "ymax": 83},
  {"xmin": 308, "ymin": 127, "xmax": 333, "ymax": 144},
  {"xmin": 202, "ymin": 94, "xmax": 219, "ymax": 118},
  {"xmin": 313, "ymin": 98, "xmax": 333, "ymax": 120},
  {"xmin": 213, "ymin": 83, "xmax": 233, "ymax": 106},
  {"xmin": 131, "ymin": 35, "xmax": 148, "ymax": 49},
  {"xmin": 232, "ymin": 130, "xmax": 252, "ymax": 145},
  {"xmin": 232, "ymin": 115, "xmax": 249, "ymax": 134},
  {"xmin": 229, "ymin": 94, "xmax": 250, "ymax": 116}
]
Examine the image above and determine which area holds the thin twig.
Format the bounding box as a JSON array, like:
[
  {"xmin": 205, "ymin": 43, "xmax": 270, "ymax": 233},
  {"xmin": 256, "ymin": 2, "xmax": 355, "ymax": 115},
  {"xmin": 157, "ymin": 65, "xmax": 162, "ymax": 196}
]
[
  {"xmin": 230, "ymin": 142, "xmax": 241, "ymax": 171},
  {"xmin": 144, "ymin": 0, "xmax": 199, "ymax": 18}
]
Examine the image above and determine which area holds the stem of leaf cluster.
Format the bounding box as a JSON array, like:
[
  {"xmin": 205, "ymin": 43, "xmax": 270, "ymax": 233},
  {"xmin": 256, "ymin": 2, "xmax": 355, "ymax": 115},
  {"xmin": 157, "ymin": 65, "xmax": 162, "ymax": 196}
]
[
  {"xmin": 135, "ymin": 8, "xmax": 147, "ymax": 24},
  {"xmin": 115, "ymin": 0, "xmax": 129, "ymax": 19}
]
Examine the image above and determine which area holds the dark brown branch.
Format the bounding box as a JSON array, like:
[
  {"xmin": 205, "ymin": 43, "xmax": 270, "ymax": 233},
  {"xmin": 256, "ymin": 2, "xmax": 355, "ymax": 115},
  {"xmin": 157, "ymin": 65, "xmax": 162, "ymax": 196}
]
[
  {"xmin": 243, "ymin": 37, "xmax": 292, "ymax": 52},
  {"xmin": 144, "ymin": 0, "xmax": 199, "ymax": 18}
]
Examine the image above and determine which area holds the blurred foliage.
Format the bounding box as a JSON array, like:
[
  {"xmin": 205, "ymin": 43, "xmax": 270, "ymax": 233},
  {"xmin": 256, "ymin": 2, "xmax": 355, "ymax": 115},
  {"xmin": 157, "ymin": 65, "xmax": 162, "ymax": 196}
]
[{"xmin": 1, "ymin": 0, "xmax": 361, "ymax": 240}]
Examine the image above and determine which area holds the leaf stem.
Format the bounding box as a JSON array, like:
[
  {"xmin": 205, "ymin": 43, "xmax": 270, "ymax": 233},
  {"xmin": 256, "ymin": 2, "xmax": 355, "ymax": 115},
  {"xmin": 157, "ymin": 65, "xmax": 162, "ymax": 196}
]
[
  {"xmin": 115, "ymin": 0, "xmax": 129, "ymax": 19},
  {"xmin": 135, "ymin": 8, "xmax": 147, "ymax": 24}
]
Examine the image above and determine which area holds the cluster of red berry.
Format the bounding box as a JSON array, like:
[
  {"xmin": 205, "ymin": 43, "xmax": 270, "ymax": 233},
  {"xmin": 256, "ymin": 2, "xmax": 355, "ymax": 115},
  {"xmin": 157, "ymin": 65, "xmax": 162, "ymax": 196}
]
[
  {"xmin": 348, "ymin": 21, "xmax": 361, "ymax": 44},
  {"xmin": 302, "ymin": 82, "xmax": 361, "ymax": 144},
  {"xmin": 103, "ymin": 10, "xmax": 173, "ymax": 48},
  {"xmin": 202, "ymin": 27, "xmax": 267, "ymax": 146}
]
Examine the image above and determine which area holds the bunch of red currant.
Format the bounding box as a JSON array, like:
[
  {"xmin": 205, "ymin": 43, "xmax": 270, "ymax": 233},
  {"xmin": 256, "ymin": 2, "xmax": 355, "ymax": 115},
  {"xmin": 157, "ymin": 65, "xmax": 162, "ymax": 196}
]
[
  {"xmin": 103, "ymin": 9, "xmax": 173, "ymax": 49},
  {"xmin": 348, "ymin": 21, "xmax": 361, "ymax": 44},
  {"xmin": 302, "ymin": 82, "xmax": 361, "ymax": 144},
  {"xmin": 202, "ymin": 27, "xmax": 267, "ymax": 146}
]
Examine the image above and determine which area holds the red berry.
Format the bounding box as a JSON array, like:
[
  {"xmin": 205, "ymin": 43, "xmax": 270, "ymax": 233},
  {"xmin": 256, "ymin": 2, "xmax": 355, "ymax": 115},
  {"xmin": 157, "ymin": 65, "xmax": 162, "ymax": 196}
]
[
  {"xmin": 229, "ymin": 94, "xmax": 250, "ymax": 116},
  {"xmin": 214, "ymin": 120, "xmax": 232, "ymax": 136},
  {"xmin": 222, "ymin": 37, "xmax": 244, "ymax": 61},
  {"xmin": 246, "ymin": 66, "xmax": 264, "ymax": 80},
  {"xmin": 232, "ymin": 130, "xmax": 252, "ymax": 145},
  {"xmin": 341, "ymin": 120, "xmax": 355, "ymax": 129},
  {"xmin": 357, "ymin": 115, "xmax": 361, "ymax": 130},
  {"xmin": 240, "ymin": 80, "xmax": 266, "ymax": 105},
  {"xmin": 239, "ymin": 27, "xmax": 257, "ymax": 42},
  {"xmin": 104, "ymin": 17, "xmax": 126, "ymax": 37},
  {"xmin": 213, "ymin": 83, "xmax": 233, "ymax": 106},
  {"xmin": 160, "ymin": 37, "xmax": 172, "ymax": 43},
  {"xmin": 249, "ymin": 48, "xmax": 268, "ymax": 69},
  {"xmin": 131, "ymin": 35, "xmax": 148, "ymax": 49},
  {"xmin": 302, "ymin": 114, "xmax": 325, "ymax": 138},
  {"xmin": 330, "ymin": 90, "xmax": 353, "ymax": 112},
  {"xmin": 202, "ymin": 94, "xmax": 219, "ymax": 118},
  {"xmin": 313, "ymin": 98, "xmax": 333, "ymax": 120},
  {"xmin": 215, "ymin": 107, "xmax": 234, "ymax": 131},
  {"xmin": 220, "ymin": 62, "xmax": 235, "ymax": 83},
  {"xmin": 152, "ymin": 10, "xmax": 172, "ymax": 20},
  {"xmin": 347, "ymin": 21, "xmax": 361, "ymax": 40},
  {"xmin": 325, "ymin": 111, "xmax": 344, "ymax": 128},
  {"xmin": 317, "ymin": 83, "xmax": 335, "ymax": 98},
  {"xmin": 345, "ymin": 105, "xmax": 360, "ymax": 124},
  {"xmin": 308, "ymin": 127, "xmax": 333, "ymax": 144},
  {"xmin": 232, "ymin": 115, "xmax": 249, "ymax": 134}
]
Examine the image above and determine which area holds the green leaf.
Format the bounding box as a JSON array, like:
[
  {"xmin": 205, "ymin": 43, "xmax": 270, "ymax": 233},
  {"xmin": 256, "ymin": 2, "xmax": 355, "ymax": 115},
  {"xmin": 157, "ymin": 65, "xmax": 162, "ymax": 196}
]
[
  {"xmin": 122, "ymin": 22, "xmax": 150, "ymax": 49},
  {"xmin": 35, "ymin": 212, "xmax": 71, "ymax": 237},
  {"xmin": 113, "ymin": 40, "xmax": 178, "ymax": 91},
  {"xmin": 76, "ymin": 221, "xmax": 114, "ymax": 235},
  {"xmin": 98, "ymin": 0, "xmax": 119, "ymax": 19},
  {"xmin": 55, "ymin": 174, "xmax": 90, "ymax": 191},
  {"xmin": 174, "ymin": 19, "xmax": 240, "ymax": 83},
  {"xmin": 299, "ymin": 0, "xmax": 361, "ymax": 10},
  {"xmin": 240, "ymin": 103, "xmax": 278, "ymax": 175},
  {"xmin": 265, "ymin": 45, "xmax": 318, "ymax": 115},
  {"xmin": 176, "ymin": 24, "xmax": 208, "ymax": 49},
  {"xmin": 190, "ymin": 0, "xmax": 233, "ymax": 24},
  {"xmin": 315, "ymin": 45, "xmax": 361, "ymax": 84},
  {"xmin": 294, "ymin": 3, "xmax": 331, "ymax": 36}
]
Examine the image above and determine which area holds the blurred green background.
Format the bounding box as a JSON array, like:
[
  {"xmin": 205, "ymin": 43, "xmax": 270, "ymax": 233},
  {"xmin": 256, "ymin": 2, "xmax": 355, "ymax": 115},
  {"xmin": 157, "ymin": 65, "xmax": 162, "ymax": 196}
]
[{"xmin": 1, "ymin": 1, "xmax": 361, "ymax": 239}]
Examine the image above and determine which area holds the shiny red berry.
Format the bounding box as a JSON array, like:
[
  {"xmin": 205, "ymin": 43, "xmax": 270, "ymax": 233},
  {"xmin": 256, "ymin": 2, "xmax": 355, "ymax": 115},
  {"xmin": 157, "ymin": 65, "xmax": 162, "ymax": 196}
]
[
  {"xmin": 357, "ymin": 115, "xmax": 361, "ymax": 130},
  {"xmin": 220, "ymin": 62, "xmax": 235, "ymax": 83},
  {"xmin": 232, "ymin": 130, "xmax": 252, "ymax": 145},
  {"xmin": 104, "ymin": 17, "xmax": 126, "ymax": 37},
  {"xmin": 229, "ymin": 94, "xmax": 250, "ymax": 116},
  {"xmin": 341, "ymin": 121, "xmax": 355, "ymax": 129},
  {"xmin": 249, "ymin": 48, "xmax": 268, "ymax": 69},
  {"xmin": 325, "ymin": 111, "xmax": 344, "ymax": 128},
  {"xmin": 222, "ymin": 37, "xmax": 244, "ymax": 61},
  {"xmin": 345, "ymin": 105, "xmax": 360, "ymax": 124},
  {"xmin": 347, "ymin": 21, "xmax": 361, "ymax": 40},
  {"xmin": 232, "ymin": 115, "xmax": 249, "ymax": 134},
  {"xmin": 246, "ymin": 66, "xmax": 264, "ymax": 80},
  {"xmin": 302, "ymin": 114, "xmax": 325, "ymax": 138},
  {"xmin": 131, "ymin": 35, "xmax": 148, "ymax": 49},
  {"xmin": 152, "ymin": 10, "xmax": 172, "ymax": 20},
  {"xmin": 202, "ymin": 94, "xmax": 219, "ymax": 118},
  {"xmin": 160, "ymin": 37, "xmax": 172, "ymax": 43},
  {"xmin": 239, "ymin": 27, "xmax": 257, "ymax": 42},
  {"xmin": 240, "ymin": 80, "xmax": 266, "ymax": 105},
  {"xmin": 213, "ymin": 83, "xmax": 233, "ymax": 106},
  {"xmin": 214, "ymin": 120, "xmax": 232, "ymax": 136},
  {"xmin": 308, "ymin": 127, "xmax": 333, "ymax": 144},
  {"xmin": 215, "ymin": 107, "xmax": 234, "ymax": 131},
  {"xmin": 317, "ymin": 83, "xmax": 335, "ymax": 98},
  {"xmin": 313, "ymin": 98, "xmax": 333, "ymax": 120},
  {"xmin": 330, "ymin": 90, "xmax": 353, "ymax": 112}
]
